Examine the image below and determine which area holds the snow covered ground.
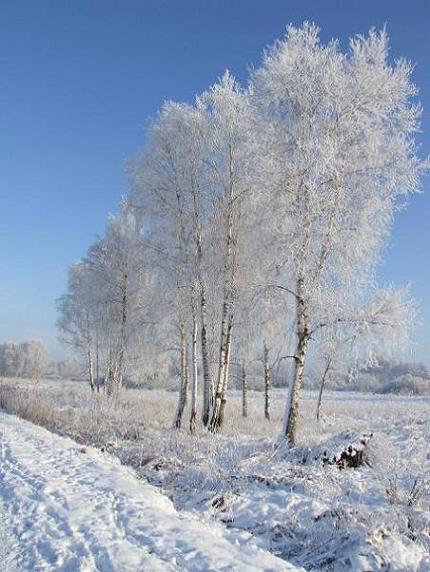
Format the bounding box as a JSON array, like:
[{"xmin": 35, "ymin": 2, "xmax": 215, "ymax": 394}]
[
  {"xmin": 0, "ymin": 410, "xmax": 300, "ymax": 571},
  {"xmin": 1, "ymin": 379, "xmax": 430, "ymax": 570}
]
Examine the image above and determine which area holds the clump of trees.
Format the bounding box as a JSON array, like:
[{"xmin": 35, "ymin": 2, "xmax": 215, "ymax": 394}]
[
  {"xmin": 57, "ymin": 201, "xmax": 156, "ymax": 396},
  {"xmin": 337, "ymin": 358, "xmax": 430, "ymax": 396},
  {"xmin": 55, "ymin": 357, "xmax": 83, "ymax": 380},
  {"xmin": 57, "ymin": 24, "xmax": 427, "ymax": 444},
  {"xmin": 0, "ymin": 340, "xmax": 50, "ymax": 380}
]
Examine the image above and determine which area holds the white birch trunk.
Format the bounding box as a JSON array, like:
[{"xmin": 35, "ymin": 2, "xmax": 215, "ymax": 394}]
[
  {"xmin": 114, "ymin": 267, "xmax": 128, "ymax": 399},
  {"xmin": 208, "ymin": 141, "xmax": 236, "ymax": 432},
  {"xmin": 87, "ymin": 346, "xmax": 94, "ymax": 392},
  {"xmin": 189, "ymin": 317, "xmax": 198, "ymax": 434},
  {"xmin": 174, "ymin": 322, "xmax": 188, "ymax": 429},
  {"xmin": 263, "ymin": 344, "xmax": 270, "ymax": 421},
  {"xmin": 282, "ymin": 278, "xmax": 309, "ymax": 445},
  {"xmin": 200, "ymin": 284, "xmax": 212, "ymax": 426},
  {"xmin": 190, "ymin": 180, "xmax": 213, "ymax": 428},
  {"xmin": 208, "ymin": 301, "xmax": 229, "ymax": 432},
  {"xmin": 95, "ymin": 339, "xmax": 100, "ymax": 394},
  {"xmin": 105, "ymin": 350, "xmax": 114, "ymax": 397},
  {"xmin": 316, "ymin": 359, "xmax": 331, "ymax": 422},
  {"xmin": 241, "ymin": 362, "xmax": 247, "ymax": 418},
  {"xmin": 216, "ymin": 314, "xmax": 233, "ymax": 429}
]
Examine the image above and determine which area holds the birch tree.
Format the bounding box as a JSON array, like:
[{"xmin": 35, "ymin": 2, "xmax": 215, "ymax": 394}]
[
  {"xmin": 251, "ymin": 24, "xmax": 426, "ymax": 444},
  {"xmin": 132, "ymin": 102, "xmax": 209, "ymax": 430},
  {"xmin": 66, "ymin": 202, "xmax": 152, "ymax": 399},
  {"xmin": 133, "ymin": 82, "xmax": 256, "ymax": 432},
  {"xmin": 57, "ymin": 261, "xmax": 97, "ymax": 391},
  {"xmin": 201, "ymin": 73, "xmax": 255, "ymax": 432},
  {"xmin": 315, "ymin": 287, "xmax": 417, "ymax": 420}
]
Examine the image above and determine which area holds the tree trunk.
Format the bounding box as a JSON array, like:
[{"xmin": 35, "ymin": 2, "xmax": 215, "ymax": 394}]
[
  {"xmin": 105, "ymin": 350, "xmax": 114, "ymax": 397},
  {"xmin": 208, "ymin": 299, "xmax": 229, "ymax": 432},
  {"xmin": 95, "ymin": 339, "xmax": 100, "ymax": 393},
  {"xmin": 282, "ymin": 333, "xmax": 308, "ymax": 444},
  {"xmin": 208, "ymin": 141, "xmax": 236, "ymax": 433},
  {"xmin": 189, "ymin": 317, "xmax": 198, "ymax": 434},
  {"xmin": 174, "ymin": 322, "xmax": 188, "ymax": 429},
  {"xmin": 242, "ymin": 362, "xmax": 247, "ymax": 418},
  {"xmin": 191, "ymin": 184, "xmax": 212, "ymax": 428},
  {"xmin": 87, "ymin": 346, "xmax": 94, "ymax": 392},
  {"xmin": 113, "ymin": 364, "xmax": 123, "ymax": 401},
  {"xmin": 316, "ymin": 360, "xmax": 331, "ymax": 422},
  {"xmin": 282, "ymin": 278, "xmax": 309, "ymax": 445},
  {"xmin": 263, "ymin": 344, "xmax": 271, "ymax": 421},
  {"xmin": 200, "ymin": 285, "xmax": 212, "ymax": 426},
  {"xmin": 213, "ymin": 314, "xmax": 233, "ymax": 431},
  {"xmin": 115, "ymin": 270, "xmax": 128, "ymax": 398}
]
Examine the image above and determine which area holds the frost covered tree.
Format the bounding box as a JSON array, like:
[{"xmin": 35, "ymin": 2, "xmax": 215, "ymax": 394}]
[
  {"xmin": 0, "ymin": 343, "xmax": 19, "ymax": 377},
  {"xmin": 0, "ymin": 340, "xmax": 50, "ymax": 380},
  {"xmin": 56, "ymin": 357, "xmax": 82, "ymax": 380},
  {"xmin": 17, "ymin": 340, "xmax": 50, "ymax": 381},
  {"xmin": 132, "ymin": 76, "xmax": 257, "ymax": 432},
  {"xmin": 57, "ymin": 261, "xmax": 97, "ymax": 390},
  {"xmin": 314, "ymin": 288, "xmax": 416, "ymax": 420},
  {"xmin": 58, "ymin": 201, "xmax": 152, "ymax": 398},
  {"xmin": 132, "ymin": 101, "xmax": 209, "ymax": 430},
  {"xmin": 59, "ymin": 22, "xmax": 426, "ymax": 443},
  {"xmin": 90, "ymin": 204, "xmax": 152, "ymax": 398},
  {"xmin": 251, "ymin": 24, "xmax": 426, "ymax": 444},
  {"xmin": 201, "ymin": 73, "xmax": 256, "ymax": 432}
]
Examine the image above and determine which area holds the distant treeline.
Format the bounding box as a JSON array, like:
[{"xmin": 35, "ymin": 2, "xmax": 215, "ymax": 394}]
[
  {"xmin": 304, "ymin": 358, "xmax": 430, "ymax": 396},
  {"xmin": 0, "ymin": 341, "xmax": 83, "ymax": 381}
]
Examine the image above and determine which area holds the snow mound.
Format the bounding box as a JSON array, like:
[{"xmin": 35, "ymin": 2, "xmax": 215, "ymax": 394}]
[{"xmin": 278, "ymin": 431, "xmax": 373, "ymax": 469}]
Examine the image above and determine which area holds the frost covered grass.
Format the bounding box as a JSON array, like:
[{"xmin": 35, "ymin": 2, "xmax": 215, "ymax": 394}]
[{"xmin": 1, "ymin": 377, "xmax": 430, "ymax": 571}]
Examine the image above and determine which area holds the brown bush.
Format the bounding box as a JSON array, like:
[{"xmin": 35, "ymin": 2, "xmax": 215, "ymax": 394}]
[{"xmin": 0, "ymin": 384, "xmax": 56, "ymax": 431}]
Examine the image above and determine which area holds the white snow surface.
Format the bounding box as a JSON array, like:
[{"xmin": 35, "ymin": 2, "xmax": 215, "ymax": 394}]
[{"xmin": 0, "ymin": 411, "xmax": 301, "ymax": 572}]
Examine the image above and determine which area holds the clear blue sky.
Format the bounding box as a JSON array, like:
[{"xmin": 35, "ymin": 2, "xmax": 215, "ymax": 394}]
[{"xmin": 1, "ymin": 0, "xmax": 429, "ymax": 362}]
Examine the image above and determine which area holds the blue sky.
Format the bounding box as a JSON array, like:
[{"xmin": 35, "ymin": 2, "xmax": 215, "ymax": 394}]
[{"xmin": 0, "ymin": 0, "xmax": 429, "ymax": 362}]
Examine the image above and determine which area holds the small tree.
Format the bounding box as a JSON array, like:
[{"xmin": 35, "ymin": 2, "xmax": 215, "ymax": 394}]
[{"xmin": 57, "ymin": 262, "xmax": 97, "ymax": 390}]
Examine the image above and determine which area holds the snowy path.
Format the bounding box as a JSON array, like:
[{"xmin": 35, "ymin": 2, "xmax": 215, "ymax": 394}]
[{"xmin": 0, "ymin": 412, "xmax": 301, "ymax": 572}]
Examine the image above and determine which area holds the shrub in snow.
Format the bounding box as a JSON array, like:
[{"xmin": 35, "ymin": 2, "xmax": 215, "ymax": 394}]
[{"xmin": 278, "ymin": 431, "xmax": 373, "ymax": 469}]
